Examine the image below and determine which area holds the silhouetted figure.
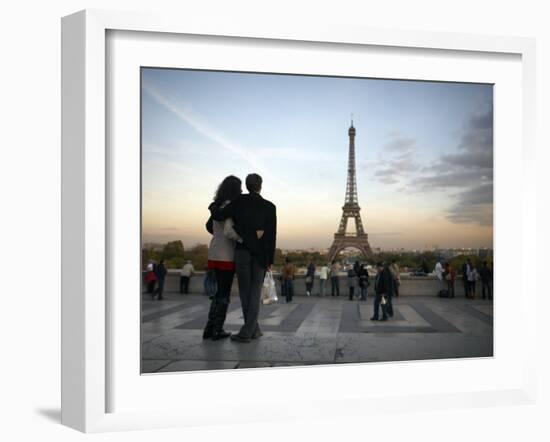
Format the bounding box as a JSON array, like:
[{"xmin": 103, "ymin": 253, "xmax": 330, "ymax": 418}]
[
  {"xmin": 305, "ymin": 261, "xmax": 315, "ymax": 296},
  {"xmin": 180, "ymin": 260, "xmax": 195, "ymax": 294},
  {"xmin": 347, "ymin": 266, "xmax": 356, "ymax": 300},
  {"xmin": 443, "ymin": 262, "xmax": 456, "ymax": 298},
  {"xmin": 282, "ymin": 257, "xmax": 296, "ymax": 303},
  {"xmin": 154, "ymin": 260, "xmax": 167, "ymax": 300},
  {"xmin": 330, "ymin": 260, "xmax": 341, "ymax": 296},
  {"xmin": 371, "ymin": 262, "xmax": 391, "ymax": 321},
  {"xmin": 145, "ymin": 261, "xmax": 157, "ymax": 298},
  {"xmin": 358, "ymin": 264, "xmax": 370, "ymax": 301},
  {"xmin": 389, "ymin": 259, "xmax": 400, "ymax": 297},
  {"xmin": 462, "ymin": 259, "xmax": 472, "ymax": 298},
  {"xmin": 213, "ymin": 173, "xmax": 277, "ymax": 343}
]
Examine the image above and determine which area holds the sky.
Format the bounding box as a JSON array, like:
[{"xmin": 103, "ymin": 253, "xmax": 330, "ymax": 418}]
[{"xmin": 141, "ymin": 68, "xmax": 493, "ymax": 250}]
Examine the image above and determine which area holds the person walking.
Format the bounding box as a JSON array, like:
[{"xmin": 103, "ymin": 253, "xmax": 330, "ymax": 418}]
[
  {"xmin": 389, "ymin": 259, "xmax": 401, "ymax": 297},
  {"xmin": 281, "ymin": 257, "xmax": 296, "ymax": 303},
  {"xmin": 180, "ymin": 260, "xmax": 195, "ymax": 294},
  {"xmin": 212, "ymin": 173, "xmax": 277, "ymax": 343},
  {"xmin": 371, "ymin": 262, "xmax": 391, "ymax": 321},
  {"xmin": 358, "ymin": 264, "xmax": 370, "ymax": 301},
  {"xmin": 330, "ymin": 260, "xmax": 341, "ymax": 296},
  {"xmin": 318, "ymin": 263, "xmax": 329, "ymax": 296},
  {"xmin": 347, "ymin": 266, "xmax": 356, "ymax": 300},
  {"xmin": 480, "ymin": 261, "xmax": 492, "ymax": 300},
  {"xmin": 202, "ymin": 175, "xmax": 243, "ymax": 341},
  {"xmin": 153, "ymin": 259, "xmax": 167, "ymax": 300},
  {"xmin": 305, "ymin": 261, "xmax": 315, "ymax": 296}
]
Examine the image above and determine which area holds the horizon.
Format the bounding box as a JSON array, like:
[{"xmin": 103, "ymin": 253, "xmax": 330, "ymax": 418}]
[{"xmin": 141, "ymin": 68, "xmax": 493, "ymax": 250}]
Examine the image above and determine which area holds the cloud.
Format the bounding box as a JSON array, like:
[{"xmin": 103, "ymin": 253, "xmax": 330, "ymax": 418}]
[
  {"xmin": 409, "ymin": 106, "xmax": 494, "ymax": 225},
  {"xmin": 378, "ymin": 176, "xmax": 400, "ymax": 185},
  {"xmin": 446, "ymin": 183, "xmax": 493, "ymax": 225},
  {"xmin": 369, "ymin": 133, "xmax": 420, "ymax": 185},
  {"xmin": 372, "ymin": 107, "xmax": 493, "ymax": 226},
  {"xmin": 385, "ymin": 136, "xmax": 416, "ymax": 152}
]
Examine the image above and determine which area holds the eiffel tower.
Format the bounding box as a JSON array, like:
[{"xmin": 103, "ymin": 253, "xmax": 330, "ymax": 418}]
[{"xmin": 327, "ymin": 120, "xmax": 373, "ymax": 263}]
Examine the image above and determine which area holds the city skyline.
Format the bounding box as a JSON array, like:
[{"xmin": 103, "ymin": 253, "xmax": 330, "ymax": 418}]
[{"xmin": 142, "ymin": 68, "xmax": 493, "ymax": 250}]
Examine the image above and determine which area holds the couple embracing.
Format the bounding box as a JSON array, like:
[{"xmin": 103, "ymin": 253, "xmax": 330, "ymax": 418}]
[{"xmin": 203, "ymin": 173, "xmax": 277, "ymax": 343}]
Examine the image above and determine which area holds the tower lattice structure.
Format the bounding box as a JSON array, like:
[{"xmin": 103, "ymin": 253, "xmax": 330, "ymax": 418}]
[{"xmin": 327, "ymin": 121, "xmax": 373, "ymax": 263}]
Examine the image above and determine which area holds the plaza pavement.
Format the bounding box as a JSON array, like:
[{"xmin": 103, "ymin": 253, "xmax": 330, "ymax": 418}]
[{"xmin": 141, "ymin": 290, "xmax": 493, "ymax": 373}]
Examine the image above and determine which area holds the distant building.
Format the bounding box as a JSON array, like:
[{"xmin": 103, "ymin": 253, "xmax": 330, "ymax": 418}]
[{"xmin": 478, "ymin": 248, "xmax": 493, "ymax": 259}]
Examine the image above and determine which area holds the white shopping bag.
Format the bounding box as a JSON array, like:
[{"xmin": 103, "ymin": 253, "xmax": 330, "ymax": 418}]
[{"xmin": 262, "ymin": 271, "xmax": 278, "ymax": 305}]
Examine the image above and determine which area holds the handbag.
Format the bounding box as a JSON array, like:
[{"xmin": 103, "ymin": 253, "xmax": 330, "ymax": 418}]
[{"xmin": 262, "ymin": 271, "xmax": 278, "ymax": 304}]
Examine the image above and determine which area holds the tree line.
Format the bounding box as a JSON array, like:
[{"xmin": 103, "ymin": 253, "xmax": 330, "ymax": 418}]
[{"xmin": 142, "ymin": 241, "xmax": 492, "ymax": 273}]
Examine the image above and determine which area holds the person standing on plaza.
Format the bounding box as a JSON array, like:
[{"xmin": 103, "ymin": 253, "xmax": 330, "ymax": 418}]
[
  {"xmin": 489, "ymin": 262, "xmax": 494, "ymax": 298},
  {"xmin": 281, "ymin": 257, "xmax": 296, "ymax": 303},
  {"xmin": 443, "ymin": 262, "xmax": 456, "ymax": 298},
  {"xmin": 180, "ymin": 260, "xmax": 195, "ymax": 294},
  {"xmin": 202, "ymin": 175, "xmax": 243, "ymax": 340},
  {"xmin": 462, "ymin": 259, "xmax": 472, "ymax": 298},
  {"xmin": 389, "ymin": 259, "xmax": 401, "ymax": 297},
  {"xmin": 421, "ymin": 260, "xmax": 429, "ymax": 275},
  {"xmin": 434, "ymin": 259, "xmax": 443, "ymax": 282},
  {"xmin": 385, "ymin": 262, "xmax": 395, "ymax": 317},
  {"xmin": 371, "ymin": 262, "xmax": 391, "ymax": 321},
  {"xmin": 145, "ymin": 260, "xmax": 157, "ymax": 297},
  {"xmin": 318, "ymin": 263, "xmax": 329, "ymax": 296},
  {"xmin": 212, "ymin": 173, "xmax": 277, "ymax": 343},
  {"xmin": 305, "ymin": 261, "xmax": 315, "ymax": 296},
  {"xmin": 480, "ymin": 260, "xmax": 493, "ymax": 300},
  {"xmin": 330, "ymin": 260, "xmax": 341, "ymax": 297},
  {"xmin": 358, "ymin": 264, "xmax": 370, "ymax": 301},
  {"xmin": 353, "ymin": 260, "xmax": 361, "ymax": 295},
  {"xmin": 154, "ymin": 259, "xmax": 167, "ymax": 300},
  {"xmin": 347, "ymin": 265, "xmax": 357, "ymax": 300},
  {"xmin": 468, "ymin": 264, "xmax": 479, "ymax": 299}
]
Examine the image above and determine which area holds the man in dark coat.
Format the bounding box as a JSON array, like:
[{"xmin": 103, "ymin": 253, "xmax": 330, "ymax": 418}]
[
  {"xmin": 479, "ymin": 260, "xmax": 493, "ymax": 300},
  {"xmin": 212, "ymin": 173, "xmax": 277, "ymax": 342},
  {"xmin": 371, "ymin": 262, "xmax": 392, "ymax": 321},
  {"xmin": 154, "ymin": 260, "xmax": 167, "ymax": 300}
]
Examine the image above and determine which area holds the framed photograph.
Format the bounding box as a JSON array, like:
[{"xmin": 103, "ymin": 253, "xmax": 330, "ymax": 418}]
[{"xmin": 61, "ymin": 9, "xmax": 537, "ymax": 433}]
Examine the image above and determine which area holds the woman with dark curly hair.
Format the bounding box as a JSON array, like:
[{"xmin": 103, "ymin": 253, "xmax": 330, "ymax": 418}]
[{"xmin": 202, "ymin": 175, "xmax": 243, "ymax": 340}]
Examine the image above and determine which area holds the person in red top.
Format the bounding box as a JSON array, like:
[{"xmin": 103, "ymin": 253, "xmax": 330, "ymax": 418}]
[
  {"xmin": 444, "ymin": 262, "xmax": 456, "ymax": 298},
  {"xmin": 145, "ymin": 260, "xmax": 157, "ymax": 298},
  {"xmin": 202, "ymin": 176, "xmax": 243, "ymax": 341}
]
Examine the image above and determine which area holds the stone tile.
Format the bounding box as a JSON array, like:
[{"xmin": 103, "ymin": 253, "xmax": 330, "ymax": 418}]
[
  {"xmin": 141, "ymin": 294, "xmax": 494, "ymax": 372},
  {"xmin": 428, "ymin": 303, "xmax": 493, "ymax": 336},
  {"xmin": 156, "ymin": 360, "xmax": 239, "ymax": 372},
  {"xmin": 335, "ymin": 332, "xmax": 493, "ymax": 363},
  {"xmin": 236, "ymin": 361, "xmax": 272, "ymax": 369},
  {"xmin": 142, "ymin": 330, "xmax": 337, "ymax": 365},
  {"xmin": 141, "ymin": 359, "xmax": 173, "ymax": 373},
  {"xmin": 295, "ymin": 302, "xmax": 343, "ymax": 338}
]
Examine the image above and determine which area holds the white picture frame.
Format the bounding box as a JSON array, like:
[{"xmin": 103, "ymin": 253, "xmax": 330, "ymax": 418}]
[{"xmin": 61, "ymin": 9, "xmax": 537, "ymax": 433}]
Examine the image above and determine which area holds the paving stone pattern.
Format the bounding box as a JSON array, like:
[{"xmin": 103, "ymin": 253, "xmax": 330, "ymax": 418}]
[{"xmin": 141, "ymin": 292, "xmax": 493, "ymax": 373}]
